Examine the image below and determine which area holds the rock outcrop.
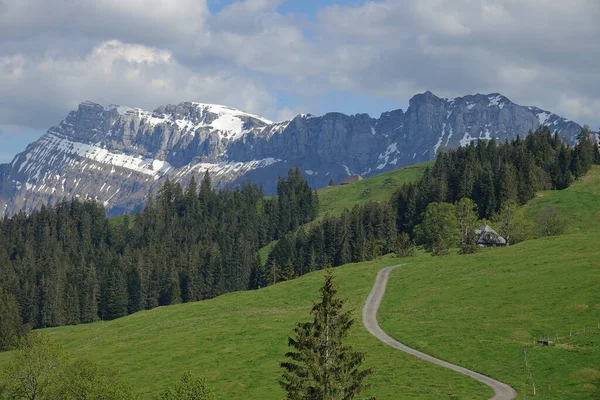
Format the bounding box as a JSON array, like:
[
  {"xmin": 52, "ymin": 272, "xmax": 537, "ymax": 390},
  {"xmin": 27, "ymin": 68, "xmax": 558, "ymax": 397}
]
[{"xmin": 0, "ymin": 92, "xmax": 584, "ymax": 216}]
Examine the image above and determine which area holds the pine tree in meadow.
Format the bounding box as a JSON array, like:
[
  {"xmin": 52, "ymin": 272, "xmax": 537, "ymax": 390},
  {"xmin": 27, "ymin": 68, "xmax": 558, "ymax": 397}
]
[{"xmin": 279, "ymin": 270, "xmax": 374, "ymax": 400}]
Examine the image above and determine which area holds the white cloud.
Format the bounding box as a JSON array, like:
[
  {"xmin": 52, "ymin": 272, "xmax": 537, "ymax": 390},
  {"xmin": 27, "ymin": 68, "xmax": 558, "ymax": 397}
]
[
  {"xmin": 0, "ymin": 40, "xmax": 280, "ymax": 128},
  {"xmin": 0, "ymin": 0, "xmax": 599, "ymax": 138}
]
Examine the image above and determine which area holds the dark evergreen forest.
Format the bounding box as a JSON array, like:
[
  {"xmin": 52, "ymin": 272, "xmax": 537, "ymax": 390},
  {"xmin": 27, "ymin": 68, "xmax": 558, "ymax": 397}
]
[
  {"xmin": 0, "ymin": 168, "xmax": 318, "ymax": 339},
  {"xmin": 0, "ymin": 125, "xmax": 597, "ymax": 348}
]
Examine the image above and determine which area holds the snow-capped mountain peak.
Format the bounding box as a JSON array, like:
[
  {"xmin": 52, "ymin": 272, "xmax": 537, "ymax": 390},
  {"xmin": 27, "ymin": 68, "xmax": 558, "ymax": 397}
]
[{"xmin": 0, "ymin": 93, "xmax": 586, "ymax": 216}]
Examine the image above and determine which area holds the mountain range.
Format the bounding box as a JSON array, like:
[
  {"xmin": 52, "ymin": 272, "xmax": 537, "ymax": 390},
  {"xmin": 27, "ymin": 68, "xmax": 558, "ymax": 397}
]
[{"xmin": 0, "ymin": 91, "xmax": 585, "ymax": 216}]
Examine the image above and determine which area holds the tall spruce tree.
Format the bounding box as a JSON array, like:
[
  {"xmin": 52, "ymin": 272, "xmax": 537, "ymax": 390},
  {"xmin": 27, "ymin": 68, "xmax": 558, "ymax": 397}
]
[
  {"xmin": 279, "ymin": 270, "xmax": 374, "ymax": 400},
  {"xmin": 0, "ymin": 287, "xmax": 21, "ymax": 351},
  {"xmin": 572, "ymin": 125, "xmax": 594, "ymax": 177}
]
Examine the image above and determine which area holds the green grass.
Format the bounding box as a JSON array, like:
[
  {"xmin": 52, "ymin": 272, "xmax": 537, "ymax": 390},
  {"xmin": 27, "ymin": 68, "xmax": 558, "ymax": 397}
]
[
  {"xmin": 378, "ymin": 166, "xmax": 600, "ymax": 399},
  {"xmin": 316, "ymin": 163, "xmax": 430, "ymax": 217},
  {"xmin": 0, "ymin": 257, "xmax": 488, "ymax": 399},
  {"xmin": 379, "ymin": 235, "xmax": 600, "ymax": 399},
  {"xmin": 258, "ymin": 240, "xmax": 276, "ymax": 265},
  {"xmin": 523, "ymin": 166, "xmax": 600, "ymax": 234}
]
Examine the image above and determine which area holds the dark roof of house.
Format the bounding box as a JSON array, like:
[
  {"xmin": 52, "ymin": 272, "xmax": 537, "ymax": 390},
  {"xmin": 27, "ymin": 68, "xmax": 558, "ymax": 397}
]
[{"xmin": 340, "ymin": 175, "xmax": 363, "ymax": 185}]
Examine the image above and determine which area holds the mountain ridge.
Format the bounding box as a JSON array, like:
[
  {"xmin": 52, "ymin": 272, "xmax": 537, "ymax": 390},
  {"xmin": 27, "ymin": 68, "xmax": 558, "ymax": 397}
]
[{"xmin": 0, "ymin": 91, "xmax": 586, "ymax": 216}]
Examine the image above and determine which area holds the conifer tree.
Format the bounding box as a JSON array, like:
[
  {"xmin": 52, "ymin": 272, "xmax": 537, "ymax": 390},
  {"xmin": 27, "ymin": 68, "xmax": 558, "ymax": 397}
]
[
  {"xmin": 393, "ymin": 232, "xmax": 416, "ymax": 258},
  {"xmin": 572, "ymin": 125, "xmax": 595, "ymax": 177},
  {"xmin": 0, "ymin": 287, "xmax": 21, "ymax": 351},
  {"xmin": 455, "ymin": 198, "xmax": 479, "ymax": 254},
  {"xmin": 284, "ymin": 260, "xmax": 296, "ymax": 281},
  {"xmin": 279, "ymin": 270, "xmax": 374, "ymax": 400}
]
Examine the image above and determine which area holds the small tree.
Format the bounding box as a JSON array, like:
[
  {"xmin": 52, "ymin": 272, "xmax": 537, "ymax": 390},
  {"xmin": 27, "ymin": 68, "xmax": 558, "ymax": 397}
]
[
  {"xmin": 455, "ymin": 198, "xmax": 479, "ymax": 254},
  {"xmin": 415, "ymin": 202, "xmax": 459, "ymax": 256},
  {"xmin": 493, "ymin": 200, "xmax": 532, "ymax": 245},
  {"xmin": 50, "ymin": 357, "xmax": 137, "ymax": 400},
  {"xmin": 284, "ymin": 260, "xmax": 296, "ymax": 281},
  {"xmin": 393, "ymin": 232, "xmax": 416, "ymax": 257},
  {"xmin": 279, "ymin": 270, "xmax": 374, "ymax": 400},
  {"xmin": 0, "ymin": 332, "xmax": 66, "ymax": 399},
  {"xmin": 156, "ymin": 371, "xmax": 216, "ymax": 400},
  {"xmin": 535, "ymin": 207, "xmax": 568, "ymax": 237}
]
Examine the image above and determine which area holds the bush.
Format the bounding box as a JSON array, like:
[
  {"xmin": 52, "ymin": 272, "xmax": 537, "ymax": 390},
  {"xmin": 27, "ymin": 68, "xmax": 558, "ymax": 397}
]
[
  {"xmin": 535, "ymin": 207, "xmax": 568, "ymax": 238},
  {"xmin": 393, "ymin": 233, "xmax": 416, "ymax": 257},
  {"xmin": 156, "ymin": 372, "xmax": 216, "ymax": 400}
]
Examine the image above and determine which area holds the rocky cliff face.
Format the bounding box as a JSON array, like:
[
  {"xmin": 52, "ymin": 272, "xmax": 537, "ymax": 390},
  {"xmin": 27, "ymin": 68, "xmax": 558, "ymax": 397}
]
[{"xmin": 0, "ymin": 92, "xmax": 585, "ymax": 216}]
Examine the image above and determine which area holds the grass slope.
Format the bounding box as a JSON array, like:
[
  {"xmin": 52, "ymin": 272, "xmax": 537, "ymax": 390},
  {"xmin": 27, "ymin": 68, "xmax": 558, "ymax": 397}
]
[
  {"xmin": 258, "ymin": 163, "xmax": 429, "ymax": 263},
  {"xmin": 316, "ymin": 163, "xmax": 430, "ymax": 218},
  {"xmin": 379, "ymin": 166, "xmax": 600, "ymax": 399},
  {"xmin": 523, "ymin": 166, "xmax": 600, "ymax": 234},
  {"xmin": 0, "ymin": 257, "xmax": 487, "ymax": 399}
]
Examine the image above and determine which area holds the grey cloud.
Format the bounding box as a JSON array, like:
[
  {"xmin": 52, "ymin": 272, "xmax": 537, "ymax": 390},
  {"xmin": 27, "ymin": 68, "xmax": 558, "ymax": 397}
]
[{"xmin": 0, "ymin": 0, "xmax": 599, "ymax": 137}]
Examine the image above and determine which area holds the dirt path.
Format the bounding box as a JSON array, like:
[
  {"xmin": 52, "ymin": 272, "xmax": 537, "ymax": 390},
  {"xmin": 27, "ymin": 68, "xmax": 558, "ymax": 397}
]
[{"xmin": 362, "ymin": 265, "xmax": 517, "ymax": 400}]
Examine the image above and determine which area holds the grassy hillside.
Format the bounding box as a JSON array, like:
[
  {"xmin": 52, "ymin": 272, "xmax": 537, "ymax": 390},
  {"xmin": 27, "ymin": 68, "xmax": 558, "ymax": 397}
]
[
  {"xmin": 379, "ymin": 166, "xmax": 600, "ymax": 399},
  {"xmin": 523, "ymin": 165, "xmax": 600, "ymax": 234},
  {"xmin": 1, "ymin": 166, "xmax": 598, "ymax": 399},
  {"xmin": 379, "ymin": 233, "xmax": 600, "ymax": 399},
  {"xmin": 258, "ymin": 162, "xmax": 429, "ymax": 263},
  {"xmin": 316, "ymin": 163, "xmax": 430, "ymax": 217},
  {"xmin": 0, "ymin": 256, "xmax": 487, "ymax": 399}
]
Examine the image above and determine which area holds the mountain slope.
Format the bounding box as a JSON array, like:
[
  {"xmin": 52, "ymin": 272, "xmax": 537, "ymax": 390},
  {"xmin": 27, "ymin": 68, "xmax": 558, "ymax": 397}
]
[{"xmin": 0, "ymin": 92, "xmax": 584, "ymax": 216}]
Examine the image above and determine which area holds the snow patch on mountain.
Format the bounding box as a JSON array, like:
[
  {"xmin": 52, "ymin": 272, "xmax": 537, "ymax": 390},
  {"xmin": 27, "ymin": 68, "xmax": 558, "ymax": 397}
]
[
  {"xmin": 536, "ymin": 111, "xmax": 552, "ymax": 126},
  {"xmin": 108, "ymin": 103, "xmax": 273, "ymax": 141},
  {"xmin": 173, "ymin": 157, "xmax": 281, "ymax": 181},
  {"xmin": 20, "ymin": 133, "xmax": 173, "ymax": 178}
]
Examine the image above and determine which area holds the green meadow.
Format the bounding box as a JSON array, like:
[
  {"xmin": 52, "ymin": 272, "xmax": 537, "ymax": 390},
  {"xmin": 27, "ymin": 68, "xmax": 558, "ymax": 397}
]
[
  {"xmin": 1, "ymin": 166, "xmax": 598, "ymax": 399},
  {"xmin": 316, "ymin": 162, "xmax": 430, "ymax": 218}
]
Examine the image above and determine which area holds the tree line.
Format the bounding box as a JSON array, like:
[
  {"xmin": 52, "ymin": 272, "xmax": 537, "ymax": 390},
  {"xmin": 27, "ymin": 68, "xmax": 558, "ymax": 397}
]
[
  {"xmin": 0, "ymin": 125, "xmax": 597, "ymax": 349},
  {"xmin": 0, "ymin": 168, "xmax": 318, "ymax": 346},
  {"xmin": 265, "ymin": 201, "xmax": 397, "ymax": 282},
  {"xmin": 266, "ymin": 125, "xmax": 598, "ymax": 272},
  {"xmin": 1, "ymin": 270, "xmax": 371, "ymax": 400}
]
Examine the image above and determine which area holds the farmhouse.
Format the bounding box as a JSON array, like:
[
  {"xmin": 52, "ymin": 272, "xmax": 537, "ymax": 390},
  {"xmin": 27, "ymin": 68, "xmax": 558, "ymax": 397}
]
[
  {"xmin": 340, "ymin": 175, "xmax": 363, "ymax": 185},
  {"xmin": 475, "ymin": 224, "xmax": 507, "ymax": 247}
]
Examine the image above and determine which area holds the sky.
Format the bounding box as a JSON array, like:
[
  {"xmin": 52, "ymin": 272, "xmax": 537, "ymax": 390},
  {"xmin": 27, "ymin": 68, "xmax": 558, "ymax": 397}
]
[{"xmin": 1, "ymin": 0, "xmax": 599, "ymax": 162}]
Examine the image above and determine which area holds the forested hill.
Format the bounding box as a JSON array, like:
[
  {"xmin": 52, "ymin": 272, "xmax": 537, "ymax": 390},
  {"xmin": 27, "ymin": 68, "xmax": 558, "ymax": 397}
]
[
  {"xmin": 0, "ymin": 169, "xmax": 318, "ymax": 337},
  {"xmin": 265, "ymin": 125, "xmax": 600, "ymax": 275},
  {"xmin": 0, "ymin": 124, "xmax": 598, "ymax": 344}
]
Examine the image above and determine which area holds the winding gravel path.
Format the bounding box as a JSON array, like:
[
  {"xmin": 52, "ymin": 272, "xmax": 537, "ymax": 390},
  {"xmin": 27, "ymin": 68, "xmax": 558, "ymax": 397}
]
[{"xmin": 362, "ymin": 265, "xmax": 517, "ymax": 400}]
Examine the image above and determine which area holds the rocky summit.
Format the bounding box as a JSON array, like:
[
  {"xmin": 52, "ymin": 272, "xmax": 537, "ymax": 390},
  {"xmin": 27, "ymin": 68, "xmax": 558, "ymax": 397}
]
[{"xmin": 0, "ymin": 92, "xmax": 584, "ymax": 216}]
